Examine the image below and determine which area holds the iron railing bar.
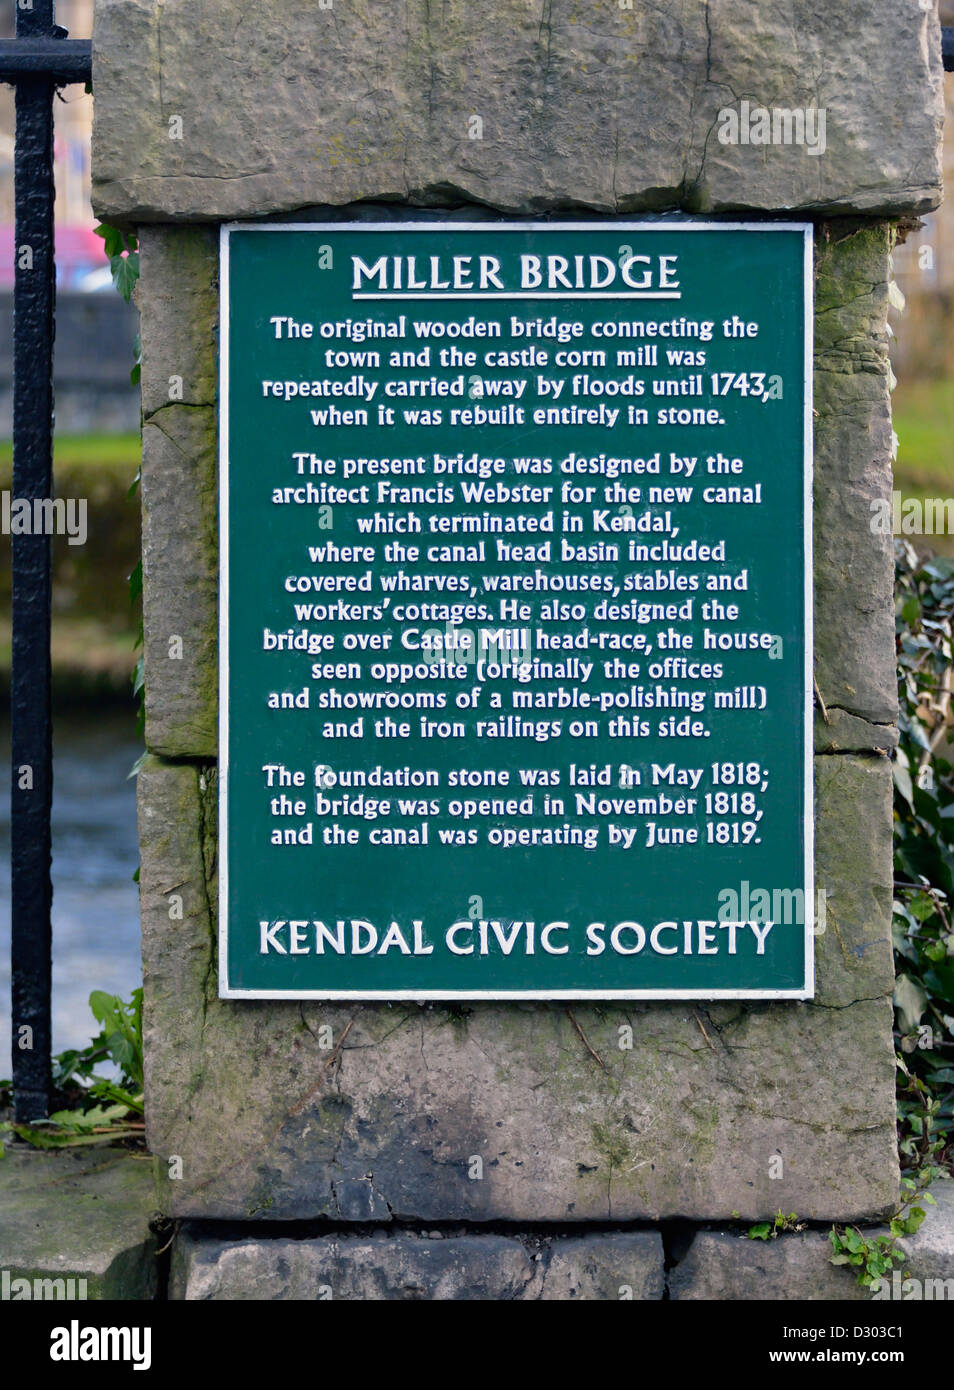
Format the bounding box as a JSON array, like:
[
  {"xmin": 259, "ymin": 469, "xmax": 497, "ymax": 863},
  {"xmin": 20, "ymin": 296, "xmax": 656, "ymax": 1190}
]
[
  {"xmin": 10, "ymin": 3, "xmax": 58, "ymax": 1123},
  {"xmin": 0, "ymin": 39, "xmax": 92, "ymax": 86}
]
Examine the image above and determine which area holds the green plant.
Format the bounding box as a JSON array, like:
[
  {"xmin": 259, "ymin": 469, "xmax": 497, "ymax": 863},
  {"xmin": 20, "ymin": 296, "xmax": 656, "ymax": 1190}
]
[
  {"xmin": 746, "ymin": 1210, "xmax": 805, "ymax": 1241},
  {"xmin": 1, "ymin": 1104, "xmax": 143, "ymax": 1151},
  {"xmin": 824, "ymin": 543, "xmax": 954, "ymax": 1290},
  {"xmin": 892, "ymin": 539, "xmax": 954, "ymax": 1171},
  {"xmin": 1, "ymin": 988, "xmax": 145, "ymax": 1152},
  {"xmin": 896, "ymin": 1052, "xmax": 949, "ymax": 1170},
  {"xmin": 82, "ymin": 988, "xmax": 144, "ymax": 1109},
  {"xmin": 93, "ymin": 222, "xmax": 140, "ymax": 311},
  {"xmin": 829, "ymin": 1169, "xmax": 939, "ymax": 1288}
]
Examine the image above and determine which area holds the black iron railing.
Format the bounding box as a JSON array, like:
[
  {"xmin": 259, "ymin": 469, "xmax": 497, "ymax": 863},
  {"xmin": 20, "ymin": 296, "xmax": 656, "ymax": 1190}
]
[{"xmin": 2, "ymin": 5, "xmax": 90, "ymax": 1123}]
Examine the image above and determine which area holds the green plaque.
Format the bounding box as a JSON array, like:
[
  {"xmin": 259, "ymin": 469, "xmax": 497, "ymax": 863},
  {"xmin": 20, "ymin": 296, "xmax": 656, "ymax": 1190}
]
[{"xmin": 219, "ymin": 220, "xmax": 813, "ymax": 999}]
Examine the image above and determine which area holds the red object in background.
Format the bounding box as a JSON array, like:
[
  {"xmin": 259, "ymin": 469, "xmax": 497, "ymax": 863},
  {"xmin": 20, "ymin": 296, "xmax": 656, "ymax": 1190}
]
[{"xmin": 0, "ymin": 223, "xmax": 109, "ymax": 290}]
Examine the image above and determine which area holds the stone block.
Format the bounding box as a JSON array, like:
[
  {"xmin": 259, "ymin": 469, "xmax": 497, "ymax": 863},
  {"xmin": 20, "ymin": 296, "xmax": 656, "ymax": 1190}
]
[
  {"xmin": 813, "ymin": 223, "xmax": 898, "ymax": 726},
  {"xmin": 92, "ymin": 2, "xmax": 943, "ymax": 223},
  {"xmin": 140, "ymin": 404, "xmax": 217, "ymax": 757},
  {"xmin": 137, "ymin": 225, "xmax": 218, "ymax": 419},
  {"xmin": 169, "ymin": 1225, "xmax": 664, "ymax": 1299},
  {"xmin": 170, "ymin": 1181, "xmax": 954, "ymax": 1299},
  {"xmin": 139, "ymin": 754, "xmax": 897, "ymax": 1225},
  {"xmin": 671, "ymin": 1177, "xmax": 954, "ymax": 1300},
  {"xmin": 814, "ymin": 709, "xmax": 897, "ymax": 756},
  {"xmin": 813, "ymin": 755, "xmax": 895, "ymax": 1009},
  {"xmin": 670, "ymin": 1227, "xmax": 871, "ymax": 1300},
  {"xmin": 897, "ymin": 1179, "xmax": 954, "ymax": 1284},
  {"xmin": 117, "ymin": 26, "xmax": 905, "ymax": 1234}
]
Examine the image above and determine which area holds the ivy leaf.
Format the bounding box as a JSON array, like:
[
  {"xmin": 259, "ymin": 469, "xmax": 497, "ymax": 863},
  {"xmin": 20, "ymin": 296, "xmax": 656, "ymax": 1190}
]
[
  {"xmin": 901, "ymin": 1207, "xmax": 926, "ymax": 1236},
  {"xmin": 128, "ymin": 559, "xmax": 143, "ymax": 604},
  {"xmin": 894, "ymin": 756, "xmax": 915, "ymax": 810},
  {"xmin": 110, "ymin": 251, "xmax": 140, "ymax": 302},
  {"xmin": 894, "ymin": 973, "xmax": 928, "ymax": 1034},
  {"xmin": 93, "ymin": 222, "xmax": 125, "ymax": 259},
  {"xmin": 901, "ymin": 595, "xmax": 921, "ymax": 627}
]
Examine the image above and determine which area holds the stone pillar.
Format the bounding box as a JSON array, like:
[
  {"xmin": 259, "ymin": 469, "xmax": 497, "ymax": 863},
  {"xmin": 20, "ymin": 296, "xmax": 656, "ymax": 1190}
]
[{"xmin": 91, "ymin": 1, "xmax": 944, "ymax": 1297}]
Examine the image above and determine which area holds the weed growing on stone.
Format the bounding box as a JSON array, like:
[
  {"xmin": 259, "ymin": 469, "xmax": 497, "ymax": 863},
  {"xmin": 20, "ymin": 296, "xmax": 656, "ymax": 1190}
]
[
  {"xmin": 829, "ymin": 1169, "xmax": 939, "ymax": 1288},
  {"xmin": 746, "ymin": 1210, "xmax": 806, "ymax": 1240},
  {"xmin": 0, "ymin": 988, "xmax": 145, "ymax": 1152}
]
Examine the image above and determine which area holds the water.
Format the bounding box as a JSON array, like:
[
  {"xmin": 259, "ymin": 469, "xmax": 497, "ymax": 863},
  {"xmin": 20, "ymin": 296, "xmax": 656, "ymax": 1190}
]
[{"xmin": 0, "ymin": 709, "xmax": 143, "ymax": 1078}]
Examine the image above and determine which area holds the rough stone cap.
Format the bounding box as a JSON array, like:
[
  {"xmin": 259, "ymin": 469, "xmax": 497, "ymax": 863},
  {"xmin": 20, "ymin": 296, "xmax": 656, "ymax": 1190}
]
[{"xmin": 91, "ymin": 0, "xmax": 943, "ymax": 223}]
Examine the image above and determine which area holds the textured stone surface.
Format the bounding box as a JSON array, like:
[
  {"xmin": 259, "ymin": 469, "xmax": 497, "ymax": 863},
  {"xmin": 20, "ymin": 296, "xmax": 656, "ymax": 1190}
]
[
  {"xmin": 897, "ymin": 1179, "xmax": 954, "ymax": 1280},
  {"xmin": 136, "ymin": 224, "xmax": 218, "ymax": 757},
  {"xmin": 91, "ymin": 1, "xmax": 943, "ymax": 223},
  {"xmin": 0, "ymin": 1149, "xmax": 159, "ymax": 1299},
  {"xmin": 138, "ymin": 756, "xmax": 216, "ymax": 1126},
  {"xmin": 671, "ymin": 1178, "xmax": 954, "ymax": 1300},
  {"xmin": 670, "ymin": 1227, "xmax": 872, "ymax": 1301},
  {"xmin": 140, "ymin": 402, "xmax": 217, "ymax": 757},
  {"xmin": 167, "ymin": 1181, "xmax": 954, "ymax": 1300},
  {"xmin": 542, "ymin": 1232, "xmax": 665, "ymax": 1300},
  {"xmin": 169, "ymin": 1225, "xmax": 664, "ymax": 1300},
  {"xmin": 137, "ymin": 225, "xmax": 218, "ymax": 420},
  {"xmin": 813, "ymin": 756, "xmax": 895, "ymax": 1010},
  {"xmin": 140, "ymin": 753, "xmax": 896, "ymax": 1225},
  {"xmin": 813, "ymin": 223, "xmax": 898, "ymax": 726},
  {"xmin": 814, "ymin": 709, "xmax": 897, "ymax": 755},
  {"xmin": 124, "ymin": 36, "xmax": 904, "ymax": 1229}
]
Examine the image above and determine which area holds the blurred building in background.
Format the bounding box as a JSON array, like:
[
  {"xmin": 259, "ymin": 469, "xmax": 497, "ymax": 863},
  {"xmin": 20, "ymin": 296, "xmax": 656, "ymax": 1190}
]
[
  {"xmin": 0, "ymin": 0, "xmax": 139, "ymax": 435},
  {"xmin": 890, "ymin": 2, "xmax": 954, "ymax": 381},
  {"xmin": 0, "ymin": 0, "xmax": 99, "ymax": 280}
]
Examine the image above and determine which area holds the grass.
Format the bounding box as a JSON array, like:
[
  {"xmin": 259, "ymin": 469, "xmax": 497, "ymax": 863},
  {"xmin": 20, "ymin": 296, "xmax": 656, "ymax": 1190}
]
[
  {"xmin": 892, "ymin": 380, "xmax": 954, "ymax": 493},
  {"xmin": 0, "ymin": 431, "xmax": 142, "ymax": 700},
  {"xmin": 890, "ymin": 377, "xmax": 954, "ymax": 556},
  {"xmin": 0, "ymin": 432, "xmax": 141, "ymax": 473}
]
